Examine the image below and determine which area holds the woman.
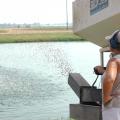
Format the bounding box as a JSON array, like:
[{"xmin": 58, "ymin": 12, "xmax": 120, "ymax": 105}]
[{"xmin": 100, "ymin": 30, "xmax": 120, "ymax": 120}]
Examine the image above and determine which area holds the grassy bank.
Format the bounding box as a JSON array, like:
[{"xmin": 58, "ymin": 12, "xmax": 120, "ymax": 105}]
[{"xmin": 0, "ymin": 28, "xmax": 85, "ymax": 43}]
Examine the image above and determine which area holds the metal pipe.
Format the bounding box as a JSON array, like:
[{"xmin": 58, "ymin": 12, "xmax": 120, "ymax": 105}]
[{"xmin": 99, "ymin": 47, "xmax": 110, "ymax": 66}]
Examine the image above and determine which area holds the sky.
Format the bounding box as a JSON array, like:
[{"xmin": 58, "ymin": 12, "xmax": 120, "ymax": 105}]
[{"xmin": 0, "ymin": 0, "xmax": 75, "ymax": 24}]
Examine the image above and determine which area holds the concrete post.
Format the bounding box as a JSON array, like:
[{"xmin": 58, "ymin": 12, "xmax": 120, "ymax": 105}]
[{"xmin": 68, "ymin": 73, "xmax": 102, "ymax": 120}]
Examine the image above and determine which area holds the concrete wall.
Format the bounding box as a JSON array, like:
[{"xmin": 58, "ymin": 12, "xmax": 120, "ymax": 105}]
[
  {"xmin": 70, "ymin": 104, "xmax": 102, "ymax": 120},
  {"xmin": 68, "ymin": 73, "xmax": 102, "ymax": 120},
  {"xmin": 73, "ymin": 0, "xmax": 120, "ymax": 47}
]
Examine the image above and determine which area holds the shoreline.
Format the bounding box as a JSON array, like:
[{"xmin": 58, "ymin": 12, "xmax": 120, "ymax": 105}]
[{"xmin": 0, "ymin": 28, "xmax": 86, "ymax": 43}]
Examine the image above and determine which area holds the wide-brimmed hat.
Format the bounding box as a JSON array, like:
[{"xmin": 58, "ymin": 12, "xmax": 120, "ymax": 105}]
[{"xmin": 105, "ymin": 30, "xmax": 120, "ymax": 49}]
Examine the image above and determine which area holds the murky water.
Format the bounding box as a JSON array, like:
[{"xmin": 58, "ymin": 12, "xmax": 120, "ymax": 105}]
[{"xmin": 0, "ymin": 42, "xmax": 100, "ymax": 120}]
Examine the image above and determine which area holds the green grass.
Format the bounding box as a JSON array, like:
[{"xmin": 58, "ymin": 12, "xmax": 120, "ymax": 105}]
[{"xmin": 0, "ymin": 29, "xmax": 85, "ymax": 43}]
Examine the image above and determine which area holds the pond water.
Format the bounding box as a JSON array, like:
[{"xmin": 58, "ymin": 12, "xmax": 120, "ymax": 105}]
[{"xmin": 0, "ymin": 42, "xmax": 101, "ymax": 120}]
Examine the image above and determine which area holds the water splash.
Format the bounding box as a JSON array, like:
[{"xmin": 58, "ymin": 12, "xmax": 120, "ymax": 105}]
[{"xmin": 36, "ymin": 43, "xmax": 74, "ymax": 76}]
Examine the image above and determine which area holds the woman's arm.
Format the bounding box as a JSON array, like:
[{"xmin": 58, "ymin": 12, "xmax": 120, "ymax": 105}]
[{"xmin": 103, "ymin": 58, "xmax": 117, "ymax": 105}]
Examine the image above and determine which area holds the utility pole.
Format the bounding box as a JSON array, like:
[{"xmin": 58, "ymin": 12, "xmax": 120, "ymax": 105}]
[{"xmin": 66, "ymin": 0, "xmax": 68, "ymax": 30}]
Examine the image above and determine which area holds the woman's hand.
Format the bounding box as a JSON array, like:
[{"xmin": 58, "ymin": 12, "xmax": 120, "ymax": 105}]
[{"xmin": 94, "ymin": 66, "xmax": 106, "ymax": 75}]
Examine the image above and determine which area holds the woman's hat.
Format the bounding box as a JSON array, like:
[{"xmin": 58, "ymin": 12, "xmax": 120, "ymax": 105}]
[{"xmin": 105, "ymin": 30, "xmax": 120, "ymax": 49}]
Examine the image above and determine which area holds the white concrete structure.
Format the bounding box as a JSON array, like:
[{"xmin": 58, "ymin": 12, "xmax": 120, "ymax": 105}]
[
  {"xmin": 68, "ymin": 73, "xmax": 102, "ymax": 120},
  {"xmin": 73, "ymin": 0, "xmax": 120, "ymax": 47}
]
